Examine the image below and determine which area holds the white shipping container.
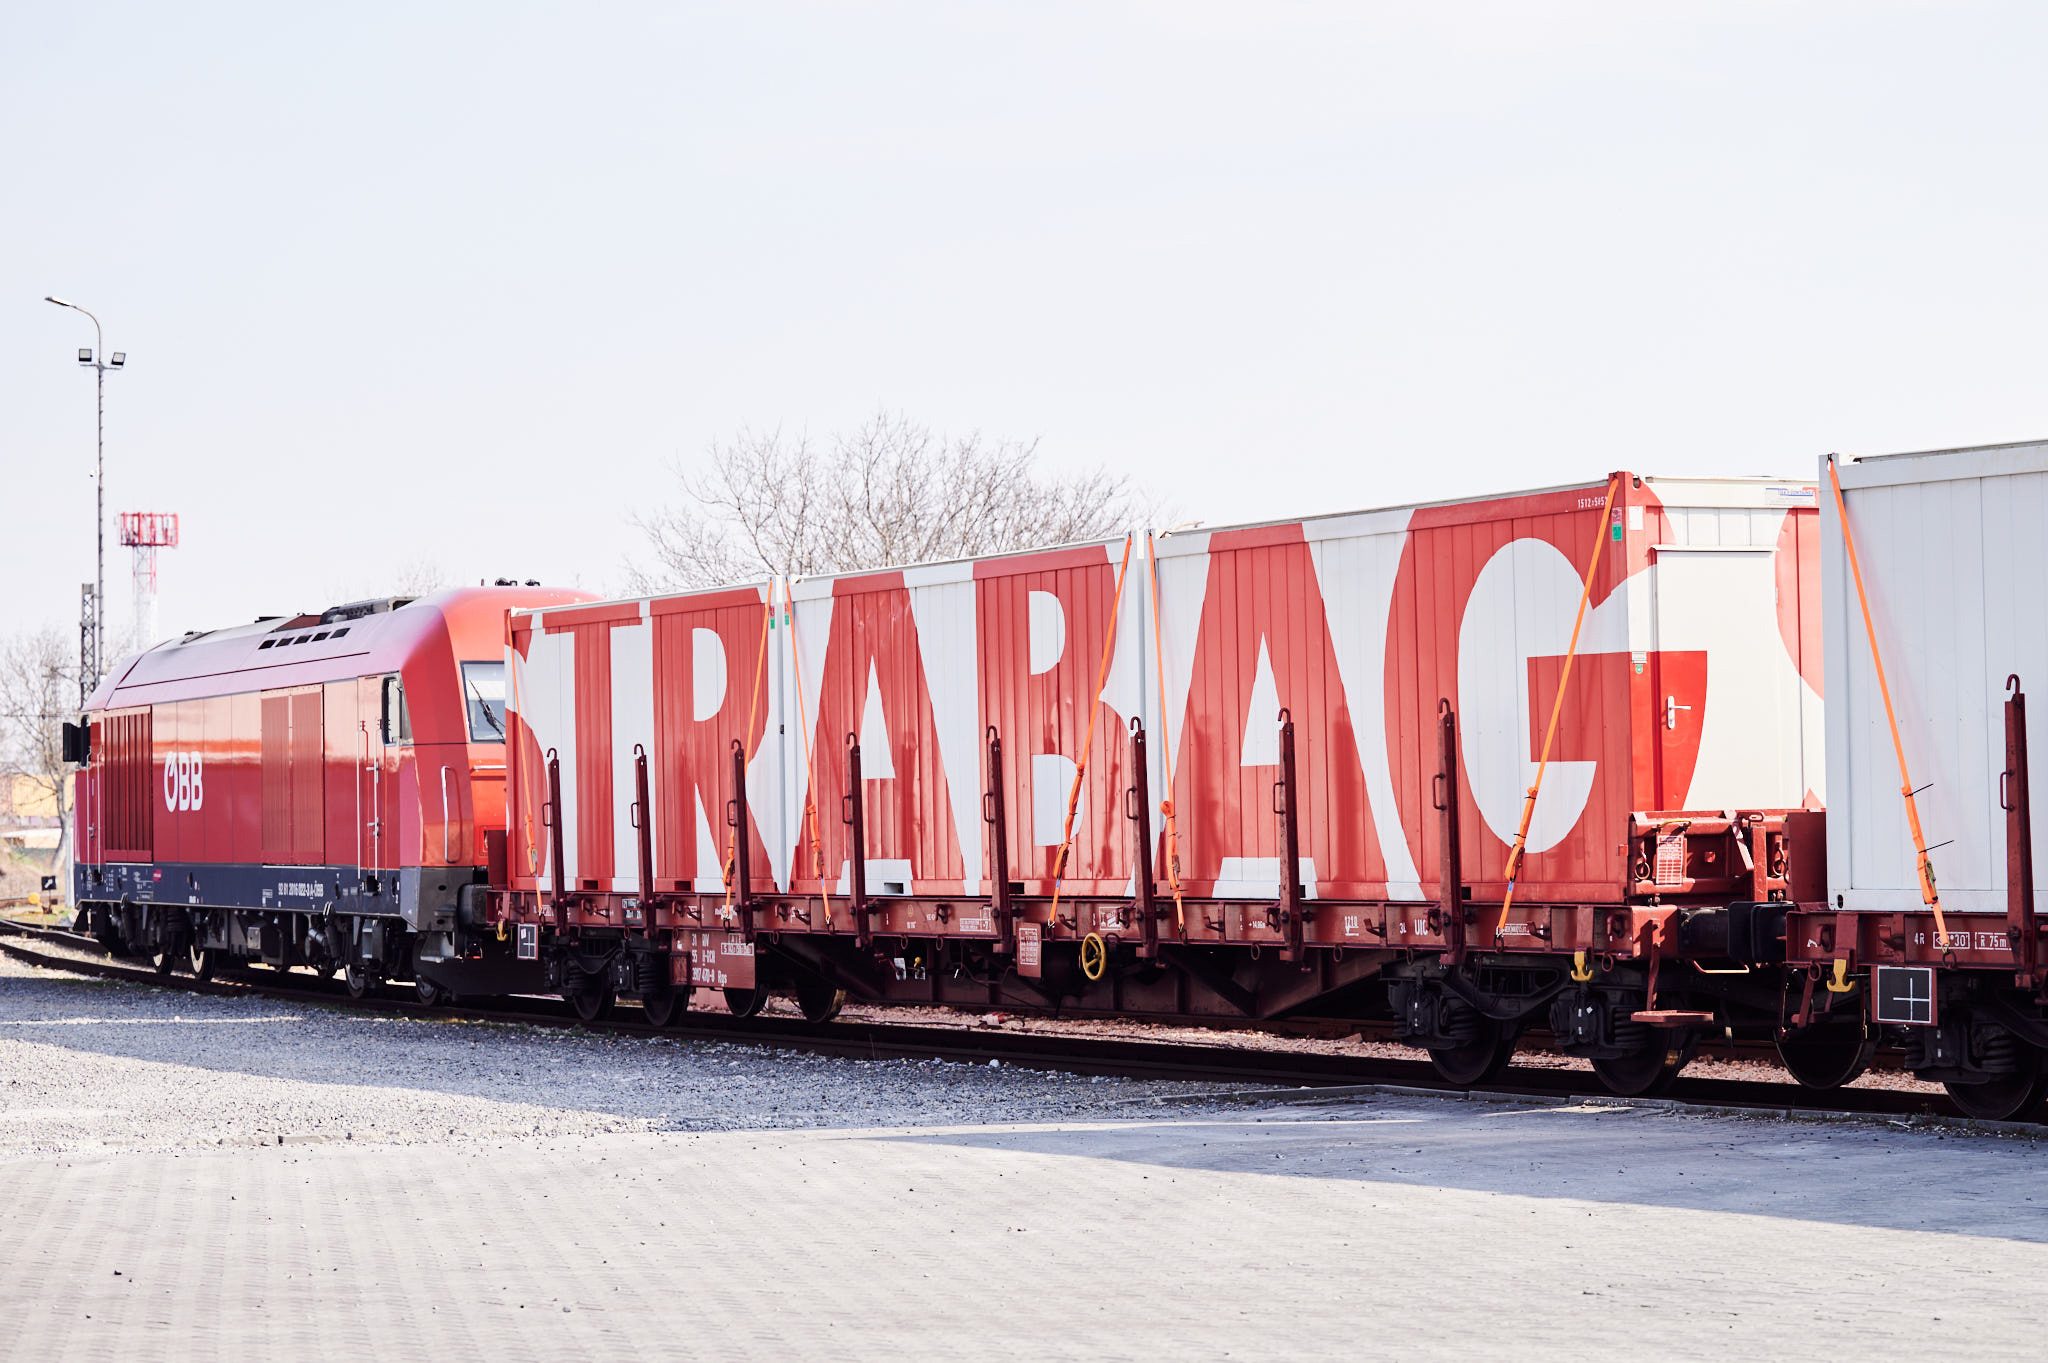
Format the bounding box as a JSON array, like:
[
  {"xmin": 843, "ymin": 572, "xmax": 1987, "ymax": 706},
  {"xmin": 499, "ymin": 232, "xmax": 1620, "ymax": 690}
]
[{"xmin": 1824, "ymin": 439, "xmax": 2048, "ymax": 912}]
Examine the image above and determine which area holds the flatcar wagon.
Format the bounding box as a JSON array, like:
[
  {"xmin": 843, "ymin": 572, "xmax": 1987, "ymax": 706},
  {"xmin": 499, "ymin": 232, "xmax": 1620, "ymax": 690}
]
[
  {"xmin": 496, "ymin": 470, "xmax": 1830, "ymax": 1095},
  {"xmin": 1775, "ymin": 440, "xmax": 2048, "ymax": 1118},
  {"xmin": 70, "ymin": 585, "xmax": 588, "ymax": 999}
]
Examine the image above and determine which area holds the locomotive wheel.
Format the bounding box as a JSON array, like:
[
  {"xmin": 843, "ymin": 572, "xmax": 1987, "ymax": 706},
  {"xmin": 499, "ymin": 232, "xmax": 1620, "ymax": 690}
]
[
  {"xmin": 1776, "ymin": 1020, "xmax": 1877, "ymax": 1090},
  {"xmin": 416, "ymin": 975, "xmax": 448, "ymax": 1007},
  {"xmin": 569, "ymin": 982, "xmax": 615, "ymax": 1024},
  {"xmin": 188, "ymin": 941, "xmax": 218, "ymax": 982},
  {"xmin": 794, "ymin": 979, "xmax": 846, "ymax": 1025},
  {"xmin": 343, "ymin": 960, "xmax": 377, "ymax": 1001},
  {"xmin": 1941, "ymin": 1071, "xmax": 2048, "ymax": 1122},
  {"xmin": 148, "ymin": 938, "xmax": 179, "ymax": 977},
  {"xmin": 723, "ymin": 987, "xmax": 766, "ymax": 1019},
  {"xmin": 1427, "ymin": 1021, "xmax": 1514, "ymax": 1087},
  {"xmin": 1592, "ymin": 1037, "xmax": 1693, "ymax": 1097},
  {"xmin": 641, "ymin": 989, "xmax": 689, "ymax": 1028}
]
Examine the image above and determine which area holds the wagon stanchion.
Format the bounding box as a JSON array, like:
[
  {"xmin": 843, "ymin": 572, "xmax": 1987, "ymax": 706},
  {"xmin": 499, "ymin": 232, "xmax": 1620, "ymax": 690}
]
[
  {"xmin": 844, "ymin": 734, "xmax": 871, "ymax": 949},
  {"xmin": 728, "ymin": 739, "xmax": 754, "ymax": 937},
  {"xmin": 2003, "ymin": 676, "xmax": 2040, "ymax": 991},
  {"xmin": 1274, "ymin": 710, "xmax": 1306, "ymax": 964},
  {"xmin": 984, "ymin": 727, "xmax": 1015, "ymax": 956},
  {"xmin": 1127, "ymin": 719, "xmax": 1160, "ymax": 960},
  {"xmin": 1435, "ymin": 699, "xmax": 1467, "ymax": 967},
  {"xmin": 545, "ymin": 749, "xmax": 566, "ymax": 930},
  {"xmin": 633, "ymin": 744, "xmax": 656, "ymax": 943}
]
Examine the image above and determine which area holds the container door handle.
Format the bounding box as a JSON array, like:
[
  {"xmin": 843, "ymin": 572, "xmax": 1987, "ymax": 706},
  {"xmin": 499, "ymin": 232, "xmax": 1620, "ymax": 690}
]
[{"xmin": 1665, "ymin": 697, "xmax": 1693, "ymax": 730}]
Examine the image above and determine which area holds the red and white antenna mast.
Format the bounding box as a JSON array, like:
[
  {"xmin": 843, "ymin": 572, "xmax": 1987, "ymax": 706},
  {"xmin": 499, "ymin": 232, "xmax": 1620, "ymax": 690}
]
[{"xmin": 118, "ymin": 512, "xmax": 179, "ymax": 648}]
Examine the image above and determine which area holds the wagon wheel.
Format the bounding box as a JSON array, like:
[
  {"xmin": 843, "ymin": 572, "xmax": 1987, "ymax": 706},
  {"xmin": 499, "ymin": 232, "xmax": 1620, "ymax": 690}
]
[
  {"xmin": 569, "ymin": 980, "xmax": 615, "ymax": 1024},
  {"xmin": 188, "ymin": 940, "xmax": 218, "ymax": 982},
  {"xmin": 794, "ymin": 978, "xmax": 845, "ymax": 1025},
  {"xmin": 343, "ymin": 959, "xmax": 377, "ymax": 1001},
  {"xmin": 1427, "ymin": 1019, "xmax": 1514, "ymax": 1087},
  {"xmin": 1592, "ymin": 1035, "xmax": 1695, "ymax": 1097},
  {"xmin": 642, "ymin": 989, "xmax": 690, "ymax": 1028},
  {"xmin": 723, "ymin": 987, "xmax": 767, "ymax": 1019},
  {"xmin": 1776, "ymin": 1018, "xmax": 1877, "ymax": 1090},
  {"xmin": 1942, "ymin": 1071, "xmax": 2048, "ymax": 1122}
]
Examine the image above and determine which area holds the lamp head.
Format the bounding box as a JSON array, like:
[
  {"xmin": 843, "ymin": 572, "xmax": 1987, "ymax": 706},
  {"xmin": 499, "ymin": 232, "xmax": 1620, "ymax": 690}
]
[
  {"xmin": 77, "ymin": 349, "xmax": 92, "ymax": 365},
  {"xmin": 44, "ymin": 295, "xmax": 72, "ymax": 308},
  {"xmin": 109, "ymin": 352, "xmax": 125, "ymax": 368}
]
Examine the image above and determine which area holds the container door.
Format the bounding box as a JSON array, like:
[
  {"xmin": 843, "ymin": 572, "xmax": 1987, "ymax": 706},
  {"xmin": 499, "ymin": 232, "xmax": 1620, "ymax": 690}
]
[{"xmin": 1650, "ymin": 546, "xmax": 1801, "ymax": 811}]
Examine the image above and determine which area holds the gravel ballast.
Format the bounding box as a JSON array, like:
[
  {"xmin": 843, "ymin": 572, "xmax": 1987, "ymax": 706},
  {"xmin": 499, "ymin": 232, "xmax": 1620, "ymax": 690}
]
[{"xmin": 0, "ymin": 954, "xmax": 1231, "ymax": 1157}]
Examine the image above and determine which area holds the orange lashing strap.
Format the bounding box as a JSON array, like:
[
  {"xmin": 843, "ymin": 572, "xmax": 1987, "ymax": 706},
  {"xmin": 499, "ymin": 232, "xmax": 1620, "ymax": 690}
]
[
  {"xmin": 785, "ymin": 579, "xmax": 835, "ymax": 930},
  {"xmin": 1050, "ymin": 535, "xmax": 1135, "ymax": 924},
  {"xmin": 1500, "ymin": 476, "xmax": 1621, "ymax": 923},
  {"xmin": 1828, "ymin": 455, "xmax": 1947, "ymax": 941},
  {"xmin": 722, "ymin": 591, "xmax": 776, "ymax": 917},
  {"xmin": 1146, "ymin": 531, "xmax": 1188, "ymax": 936}
]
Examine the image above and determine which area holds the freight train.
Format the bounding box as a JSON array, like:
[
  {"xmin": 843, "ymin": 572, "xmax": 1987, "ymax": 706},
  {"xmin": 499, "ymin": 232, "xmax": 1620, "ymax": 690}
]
[{"xmin": 66, "ymin": 445, "xmax": 2048, "ymax": 1120}]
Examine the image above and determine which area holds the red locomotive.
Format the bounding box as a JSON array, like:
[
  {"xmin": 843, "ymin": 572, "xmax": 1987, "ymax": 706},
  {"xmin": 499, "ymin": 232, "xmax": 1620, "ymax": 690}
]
[{"xmin": 70, "ymin": 585, "xmax": 587, "ymax": 999}]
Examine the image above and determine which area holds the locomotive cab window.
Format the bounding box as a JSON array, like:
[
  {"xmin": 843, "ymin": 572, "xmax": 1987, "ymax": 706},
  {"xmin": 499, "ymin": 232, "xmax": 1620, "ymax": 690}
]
[
  {"xmin": 462, "ymin": 661, "xmax": 506, "ymax": 742},
  {"xmin": 381, "ymin": 675, "xmax": 412, "ymax": 744}
]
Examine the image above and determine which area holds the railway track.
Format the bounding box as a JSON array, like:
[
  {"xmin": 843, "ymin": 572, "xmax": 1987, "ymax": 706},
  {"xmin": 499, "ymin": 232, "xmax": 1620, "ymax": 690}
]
[{"xmin": 0, "ymin": 917, "xmax": 1980, "ymax": 1125}]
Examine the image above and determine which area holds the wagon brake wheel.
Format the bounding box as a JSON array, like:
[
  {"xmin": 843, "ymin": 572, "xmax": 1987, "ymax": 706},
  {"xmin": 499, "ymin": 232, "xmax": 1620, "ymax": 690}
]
[
  {"xmin": 1592, "ymin": 1035, "xmax": 1696, "ymax": 1097},
  {"xmin": 1775, "ymin": 1018, "xmax": 1877, "ymax": 1090},
  {"xmin": 1942, "ymin": 1071, "xmax": 2048, "ymax": 1122},
  {"xmin": 1427, "ymin": 1019, "xmax": 1515, "ymax": 1087},
  {"xmin": 642, "ymin": 989, "xmax": 690, "ymax": 1028},
  {"xmin": 569, "ymin": 981, "xmax": 615, "ymax": 1024},
  {"xmin": 794, "ymin": 977, "xmax": 845, "ymax": 1024}
]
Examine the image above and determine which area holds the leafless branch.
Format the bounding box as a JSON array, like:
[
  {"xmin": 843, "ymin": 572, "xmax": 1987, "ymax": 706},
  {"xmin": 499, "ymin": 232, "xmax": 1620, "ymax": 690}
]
[{"xmin": 629, "ymin": 412, "xmax": 1161, "ymax": 591}]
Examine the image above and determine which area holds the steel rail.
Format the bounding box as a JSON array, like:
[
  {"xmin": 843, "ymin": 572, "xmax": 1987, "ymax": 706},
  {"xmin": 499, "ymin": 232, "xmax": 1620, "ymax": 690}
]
[{"xmin": 0, "ymin": 920, "xmax": 1970, "ymax": 1123}]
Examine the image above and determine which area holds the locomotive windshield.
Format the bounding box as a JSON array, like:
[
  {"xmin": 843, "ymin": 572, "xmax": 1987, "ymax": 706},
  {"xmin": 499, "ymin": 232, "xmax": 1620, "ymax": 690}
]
[{"xmin": 462, "ymin": 661, "xmax": 506, "ymax": 742}]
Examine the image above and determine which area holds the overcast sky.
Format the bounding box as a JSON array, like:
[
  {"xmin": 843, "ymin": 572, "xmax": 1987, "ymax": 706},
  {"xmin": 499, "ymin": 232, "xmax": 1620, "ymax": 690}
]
[{"xmin": 4, "ymin": 1, "xmax": 2043, "ymax": 648}]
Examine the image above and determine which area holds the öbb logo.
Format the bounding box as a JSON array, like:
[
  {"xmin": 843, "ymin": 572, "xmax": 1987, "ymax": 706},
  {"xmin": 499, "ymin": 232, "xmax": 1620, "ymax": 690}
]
[{"xmin": 163, "ymin": 751, "xmax": 204, "ymax": 812}]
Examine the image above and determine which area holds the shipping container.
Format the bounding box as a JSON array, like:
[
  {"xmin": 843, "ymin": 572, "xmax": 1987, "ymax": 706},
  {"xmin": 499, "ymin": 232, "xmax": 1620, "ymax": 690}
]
[
  {"xmin": 1823, "ymin": 439, "xmax": 2048, "ymax": 915},
  {"xmin": 507, "ymin": 470, "xmax": 1824, "ymax": 920}
]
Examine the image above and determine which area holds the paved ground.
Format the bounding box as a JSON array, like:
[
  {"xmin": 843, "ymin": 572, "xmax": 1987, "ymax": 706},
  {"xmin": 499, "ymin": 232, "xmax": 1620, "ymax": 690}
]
[{"xmin": 5, "ymin": 957, "xmax": 2048, "ymax": 1360}]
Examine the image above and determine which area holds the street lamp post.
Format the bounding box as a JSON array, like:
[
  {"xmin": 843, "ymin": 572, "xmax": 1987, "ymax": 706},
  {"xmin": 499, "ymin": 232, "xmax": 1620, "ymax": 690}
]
[{"xmin": 44, "ymin": 296, "xmax": 124, "ymax": 706}]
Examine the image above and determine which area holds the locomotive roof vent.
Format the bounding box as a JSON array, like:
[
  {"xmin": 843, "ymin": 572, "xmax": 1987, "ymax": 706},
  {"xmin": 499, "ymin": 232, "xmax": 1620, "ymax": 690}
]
[{"xmin": 307, "ymin": 595, "xmax": 418, "ymax": 626}]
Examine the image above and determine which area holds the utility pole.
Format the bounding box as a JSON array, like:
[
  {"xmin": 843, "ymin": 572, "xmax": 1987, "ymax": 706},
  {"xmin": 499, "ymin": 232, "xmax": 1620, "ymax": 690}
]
[{"xmin": 44, "ymin": 297, "xmax": 124, "ymax": 706}]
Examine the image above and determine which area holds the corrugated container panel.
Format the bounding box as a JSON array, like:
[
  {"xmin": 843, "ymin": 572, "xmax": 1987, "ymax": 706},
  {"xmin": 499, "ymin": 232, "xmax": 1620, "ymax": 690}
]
[
  {"xmin": 974, "ymin": 544, "xmax": 1134, "ymax": 895},
  {"xmin": 650, "ymin": 590, "xmax": 775, "ymax": 894},
  {"xmin": 1826, "ymin": 442, "xmax": 2048, "ymax": 911}
]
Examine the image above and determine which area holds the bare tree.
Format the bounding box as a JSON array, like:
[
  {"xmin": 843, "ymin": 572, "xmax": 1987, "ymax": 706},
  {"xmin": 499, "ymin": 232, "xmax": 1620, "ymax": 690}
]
[
  {"xmin": 631, "ymin": 412, "xmax": 1155, "ymax": 591},
  {"xmin": 0, "ymin": 625, "xmax": 78, "ymax": 878}
]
